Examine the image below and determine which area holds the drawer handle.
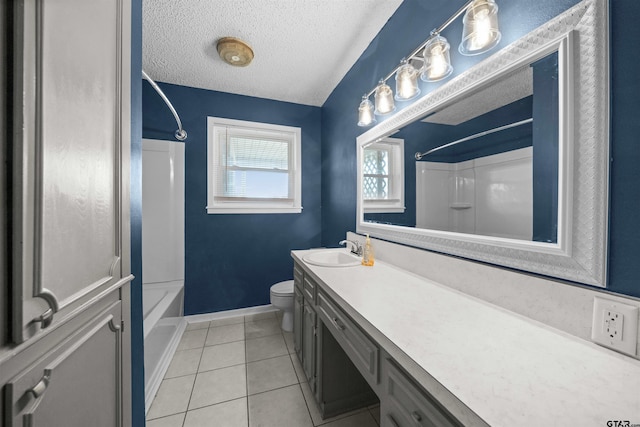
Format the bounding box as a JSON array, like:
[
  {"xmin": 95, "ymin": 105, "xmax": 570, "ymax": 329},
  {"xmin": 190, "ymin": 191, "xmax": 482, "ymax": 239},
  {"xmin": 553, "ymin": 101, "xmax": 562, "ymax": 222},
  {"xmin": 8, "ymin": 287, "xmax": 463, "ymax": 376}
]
[
  {"xmin": 332, "ymin": 317, "xmax": 346, "ymax": 330},
  {"xmin": 411, "ymin": 411, "xmax": 423, "ymax": 423}
]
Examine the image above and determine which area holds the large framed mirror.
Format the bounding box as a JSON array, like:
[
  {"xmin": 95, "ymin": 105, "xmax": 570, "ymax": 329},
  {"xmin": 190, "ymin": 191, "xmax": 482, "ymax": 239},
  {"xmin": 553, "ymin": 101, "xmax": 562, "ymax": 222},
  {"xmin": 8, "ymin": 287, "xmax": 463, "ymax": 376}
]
[{"xmin": 356, "ymin": 0, "xmax": 609, "ymax": 287}]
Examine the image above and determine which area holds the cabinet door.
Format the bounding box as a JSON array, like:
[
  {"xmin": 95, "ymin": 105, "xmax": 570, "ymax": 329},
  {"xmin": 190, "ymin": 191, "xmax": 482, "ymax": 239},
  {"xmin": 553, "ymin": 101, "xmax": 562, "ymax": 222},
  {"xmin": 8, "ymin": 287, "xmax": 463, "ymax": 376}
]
[
  {"xmin": 302, "ymin": 303, "xmax": 317, "ymax": 391},
  {"xmin": 11, "ymin": 0, "xmax": 132, "ymax": 342},
  {"xmin": 293, "ymin": 285, "xmax": 303, "ymax": 359},
  {"xmin": 5, "ymin": 301, "xmax": 124, "ymax": 427}
]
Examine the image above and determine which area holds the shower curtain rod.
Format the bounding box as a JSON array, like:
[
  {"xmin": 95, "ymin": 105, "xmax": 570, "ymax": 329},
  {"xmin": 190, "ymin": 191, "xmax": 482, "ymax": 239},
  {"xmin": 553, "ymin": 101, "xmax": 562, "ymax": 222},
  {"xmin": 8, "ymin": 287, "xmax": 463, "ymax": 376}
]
[
  {"xmin": 414, "ymin": 118, "xmax": 533, "ymax": 160},
  {"xmin": 142, "ymin": 70, "xmax": 187, "ymax": 141}
]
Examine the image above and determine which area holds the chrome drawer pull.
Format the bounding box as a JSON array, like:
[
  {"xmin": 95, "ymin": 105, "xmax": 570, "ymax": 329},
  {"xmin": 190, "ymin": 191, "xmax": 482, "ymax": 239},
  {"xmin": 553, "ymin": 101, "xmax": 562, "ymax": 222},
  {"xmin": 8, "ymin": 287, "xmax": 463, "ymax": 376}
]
[
  {"xmin": 332, "ymin": 317, "xmax": 346, "ymax": 330},
  {"xmin": 28, "ymin": 372, "xmax": 51, "ymax": 398},
  {"xmin": 411, "ymin": 411, "xmax": 423, "ymax": 422}
]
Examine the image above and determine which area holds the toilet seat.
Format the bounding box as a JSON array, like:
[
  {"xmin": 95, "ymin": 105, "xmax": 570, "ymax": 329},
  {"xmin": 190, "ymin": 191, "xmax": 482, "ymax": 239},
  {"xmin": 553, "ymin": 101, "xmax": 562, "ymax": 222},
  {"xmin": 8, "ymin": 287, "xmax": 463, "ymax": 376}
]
[{"xmin": 270, "ymin": 280, "xmax": 294, "ymax": 296}]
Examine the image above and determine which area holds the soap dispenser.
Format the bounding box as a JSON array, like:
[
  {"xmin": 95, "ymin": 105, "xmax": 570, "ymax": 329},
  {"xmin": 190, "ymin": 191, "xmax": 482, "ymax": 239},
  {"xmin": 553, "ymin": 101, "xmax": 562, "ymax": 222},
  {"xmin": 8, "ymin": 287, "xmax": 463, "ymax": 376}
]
[{"xmin": 362, "ymin": 234, "xmax": 374, "ymax": 266}]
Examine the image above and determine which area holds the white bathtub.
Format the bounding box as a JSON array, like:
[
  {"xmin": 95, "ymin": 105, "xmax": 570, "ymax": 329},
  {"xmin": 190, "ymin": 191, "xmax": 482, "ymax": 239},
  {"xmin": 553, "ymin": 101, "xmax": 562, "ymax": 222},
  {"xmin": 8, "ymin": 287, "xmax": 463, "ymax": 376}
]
[{"xmin": 143, "ymin": 281, "xmax": 186, "ymax": 412}]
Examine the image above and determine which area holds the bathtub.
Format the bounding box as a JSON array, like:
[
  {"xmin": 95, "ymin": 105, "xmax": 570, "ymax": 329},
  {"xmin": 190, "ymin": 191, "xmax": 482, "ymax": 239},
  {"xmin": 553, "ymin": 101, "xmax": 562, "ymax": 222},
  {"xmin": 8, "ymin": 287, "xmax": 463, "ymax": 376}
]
[{"xmin": 143, "ymin": 281, "xmax": 186, "ymax": 412}]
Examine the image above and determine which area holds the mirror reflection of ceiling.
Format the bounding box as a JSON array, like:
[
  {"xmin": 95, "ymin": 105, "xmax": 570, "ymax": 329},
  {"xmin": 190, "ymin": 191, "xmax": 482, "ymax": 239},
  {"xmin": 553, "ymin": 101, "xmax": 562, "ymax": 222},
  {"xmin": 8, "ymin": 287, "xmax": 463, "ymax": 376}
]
[{"xmin": 421, "ymin": 66, "xmax": 533, "ymax": 125}]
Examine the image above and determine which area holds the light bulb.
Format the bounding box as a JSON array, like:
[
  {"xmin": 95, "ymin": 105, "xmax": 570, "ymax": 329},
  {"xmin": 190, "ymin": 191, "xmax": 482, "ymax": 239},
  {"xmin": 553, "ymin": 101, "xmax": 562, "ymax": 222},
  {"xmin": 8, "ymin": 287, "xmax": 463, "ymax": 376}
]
[
  {"xmin": 421, "ymin": 35, "xmax": 453, "ymax": 82},
  {"xmin": 374, "ymin": 81, "xmax": 395, "ymax": 115},
  {"xmin": 395, "ymin": 60, "xmax": 421, "ymax": 100},
  {"xmin": 459, "ymin": 0, "xmax": 501, "ymax": 56},
  {"xmin": 358, "ymin": 96, "xmax": 376, "ymax": 127}
]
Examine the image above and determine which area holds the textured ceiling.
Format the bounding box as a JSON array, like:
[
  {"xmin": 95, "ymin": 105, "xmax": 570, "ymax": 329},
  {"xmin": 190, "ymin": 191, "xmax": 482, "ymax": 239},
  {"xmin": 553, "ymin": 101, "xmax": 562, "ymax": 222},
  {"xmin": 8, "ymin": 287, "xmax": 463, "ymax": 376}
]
[{"xmin": 143, "ymin": 0, "xmax": 403, "ymax": 107}]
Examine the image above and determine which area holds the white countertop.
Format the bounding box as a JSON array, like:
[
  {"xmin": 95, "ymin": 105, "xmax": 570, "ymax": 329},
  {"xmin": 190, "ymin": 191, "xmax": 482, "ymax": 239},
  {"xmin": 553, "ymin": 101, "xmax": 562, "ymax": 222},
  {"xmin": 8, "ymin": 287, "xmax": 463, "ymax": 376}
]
[{"xmin": 292, "ymin": 249, "xmax": 640, "ymax": 427}]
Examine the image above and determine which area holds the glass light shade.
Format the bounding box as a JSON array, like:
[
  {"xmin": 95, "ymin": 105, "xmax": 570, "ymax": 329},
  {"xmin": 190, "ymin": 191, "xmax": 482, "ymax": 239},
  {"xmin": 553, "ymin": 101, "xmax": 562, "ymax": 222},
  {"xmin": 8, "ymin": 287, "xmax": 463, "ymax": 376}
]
[
  {"xmin": 395, "ymin": 61, "xmax": 421, "ymax": 100},
  {"xmin": 459, "ymin": 0, "xmax": 501, "ymax": 56},
  {"xmin": 357, "ymin": 96, "xmax": 376, "ymax": 127},
  {"xmin": 374, "ymin": 80, "xmax": 395, "ymax": 115},
  {"xmin": 420, "ymin": 35, "xmax": 453, "ymax": 82}
]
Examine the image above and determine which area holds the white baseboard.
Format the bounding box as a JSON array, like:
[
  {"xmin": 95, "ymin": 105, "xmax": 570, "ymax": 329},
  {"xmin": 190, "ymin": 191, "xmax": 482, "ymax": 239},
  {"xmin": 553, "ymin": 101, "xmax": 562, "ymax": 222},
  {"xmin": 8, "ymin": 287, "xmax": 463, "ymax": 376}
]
[{"xmin": 185, "ymin": 304, "xmax": 278, "ymax": 324}]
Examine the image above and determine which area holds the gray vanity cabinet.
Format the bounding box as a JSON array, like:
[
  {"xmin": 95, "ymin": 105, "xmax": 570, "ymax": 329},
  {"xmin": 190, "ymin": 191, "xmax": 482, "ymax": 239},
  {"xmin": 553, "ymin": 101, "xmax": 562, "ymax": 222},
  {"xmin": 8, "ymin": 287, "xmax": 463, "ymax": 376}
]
[
  {"xmin": 380, "ymin": 359, "xmax": 461, "ymax": 427},
  {"xmin": 293, "ymin": 258, "xmax": 462, "ymax": 426},
  {"xmin": 302, "ymin": 303, "xmax": 317, "ymax": 391},
  {"xmin": 293, "ymin": 262, "xmax": 378, "ymax": 419}
]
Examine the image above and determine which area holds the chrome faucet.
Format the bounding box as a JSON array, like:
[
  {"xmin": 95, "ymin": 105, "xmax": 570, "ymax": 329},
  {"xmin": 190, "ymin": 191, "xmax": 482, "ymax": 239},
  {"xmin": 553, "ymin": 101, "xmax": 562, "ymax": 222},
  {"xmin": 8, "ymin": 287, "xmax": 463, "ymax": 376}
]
[{"xmin": 339, "ymin": 240, "xmax": 363, "ymax": 256}]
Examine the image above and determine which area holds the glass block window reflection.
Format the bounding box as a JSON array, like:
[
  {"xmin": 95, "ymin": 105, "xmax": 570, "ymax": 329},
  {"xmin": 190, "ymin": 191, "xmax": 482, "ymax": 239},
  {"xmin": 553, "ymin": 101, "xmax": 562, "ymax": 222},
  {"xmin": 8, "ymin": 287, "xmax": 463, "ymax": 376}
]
[{"xmin": 363, "ymin": 148, "xmax": 390, "ymax": 200}]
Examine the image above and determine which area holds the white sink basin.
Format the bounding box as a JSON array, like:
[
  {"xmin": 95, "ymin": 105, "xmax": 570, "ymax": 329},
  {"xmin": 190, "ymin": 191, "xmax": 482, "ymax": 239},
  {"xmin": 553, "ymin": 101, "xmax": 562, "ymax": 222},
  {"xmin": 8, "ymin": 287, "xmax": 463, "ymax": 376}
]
[{"xmin": 303, "ymin": 249, "xmax": 361, "ymax": 267}]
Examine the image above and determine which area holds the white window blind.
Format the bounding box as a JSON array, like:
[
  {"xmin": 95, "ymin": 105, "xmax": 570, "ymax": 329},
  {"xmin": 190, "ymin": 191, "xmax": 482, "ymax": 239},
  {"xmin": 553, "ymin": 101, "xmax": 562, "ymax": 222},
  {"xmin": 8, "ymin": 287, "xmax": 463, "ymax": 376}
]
[{"xmin": 207, "ymin": 117, "xmax": 302, "ymax": 214}]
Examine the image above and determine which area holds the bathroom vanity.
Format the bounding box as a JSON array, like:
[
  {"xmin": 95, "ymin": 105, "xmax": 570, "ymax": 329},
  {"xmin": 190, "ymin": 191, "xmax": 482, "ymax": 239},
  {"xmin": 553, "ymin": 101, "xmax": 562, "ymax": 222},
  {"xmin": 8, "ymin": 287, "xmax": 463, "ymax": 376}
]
[{"xmin": 292, "ymin": 249, "xmax": 640, "ymax": 427}]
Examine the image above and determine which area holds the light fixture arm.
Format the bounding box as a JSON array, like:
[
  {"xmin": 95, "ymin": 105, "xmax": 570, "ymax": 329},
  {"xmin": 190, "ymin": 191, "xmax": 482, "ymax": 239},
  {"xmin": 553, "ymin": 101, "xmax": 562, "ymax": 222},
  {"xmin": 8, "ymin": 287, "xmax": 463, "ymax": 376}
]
[{"xmin": 364, "ymin": 0, "xmax": 475, "ymax": 98}]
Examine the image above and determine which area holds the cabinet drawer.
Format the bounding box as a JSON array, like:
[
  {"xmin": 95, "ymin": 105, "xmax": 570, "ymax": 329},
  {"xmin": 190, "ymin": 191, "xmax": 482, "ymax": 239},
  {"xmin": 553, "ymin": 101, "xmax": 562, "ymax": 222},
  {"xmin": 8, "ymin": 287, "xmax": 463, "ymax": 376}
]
[
  {"xmin": 383, "ymin": 360, "xmax": 460, "ymax": 427},
  {"xmin": 317, "ymin": 290, "xmax": 378, "ymax": 385},
  {"xmin": 294, "ymin": 263, "xmax": 304, "ymax": 291},
  {"xmin": 303, "ymin": 275, "xmax": 317, "ymax": 303}
]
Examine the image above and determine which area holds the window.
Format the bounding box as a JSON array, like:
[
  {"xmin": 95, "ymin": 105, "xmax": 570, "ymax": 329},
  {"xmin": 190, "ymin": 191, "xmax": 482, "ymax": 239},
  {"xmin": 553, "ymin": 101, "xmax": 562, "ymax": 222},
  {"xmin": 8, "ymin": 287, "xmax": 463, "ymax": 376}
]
[
  {"xmin": 362, "ymin": 137, "xmax": 404, "ymax": 213},
  {"xmin": 207, "ymin": 117, "xmax": 302, "ymax": 214}
]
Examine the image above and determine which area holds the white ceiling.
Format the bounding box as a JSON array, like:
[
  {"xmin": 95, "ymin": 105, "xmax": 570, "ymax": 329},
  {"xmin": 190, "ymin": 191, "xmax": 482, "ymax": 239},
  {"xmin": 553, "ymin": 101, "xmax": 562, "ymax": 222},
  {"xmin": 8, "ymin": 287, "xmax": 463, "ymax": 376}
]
[{"xmin": 143, "ymin": 0, "xmax": 403, "ymax": 107}]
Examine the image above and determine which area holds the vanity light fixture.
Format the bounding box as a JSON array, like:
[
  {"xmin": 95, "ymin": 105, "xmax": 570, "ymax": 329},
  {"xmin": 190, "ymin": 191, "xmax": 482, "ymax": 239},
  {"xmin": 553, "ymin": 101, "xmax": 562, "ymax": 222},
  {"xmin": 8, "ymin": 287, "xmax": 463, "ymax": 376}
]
[
  {"xmin": 357, "ymin": 0, "xmax": 501, "ymax": 127},
  {"xmin": 374, "ymin": 80, "xmax": 395, "ymax": 115},
  {"xmin": 421, "ymin": 33, "xmax": 453, "ymax": 82},
  {"xmin": 459, "ymin": 0, "xmax": 501, "ymax": 55},
  {"xmin": 395, "ymin": 59, "xmax": 421, "ymax": 100},
  {"xmin": 358, "ymin": 95, "xmax": 376, "ymax": 127}
]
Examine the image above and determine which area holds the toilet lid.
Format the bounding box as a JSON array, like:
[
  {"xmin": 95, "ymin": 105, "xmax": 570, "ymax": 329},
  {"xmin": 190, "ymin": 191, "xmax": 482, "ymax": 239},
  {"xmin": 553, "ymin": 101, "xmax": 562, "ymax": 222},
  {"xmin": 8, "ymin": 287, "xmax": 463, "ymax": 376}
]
[{"xmin": 271, "ymin": 280, "xmax": 294, "ymax": 296}]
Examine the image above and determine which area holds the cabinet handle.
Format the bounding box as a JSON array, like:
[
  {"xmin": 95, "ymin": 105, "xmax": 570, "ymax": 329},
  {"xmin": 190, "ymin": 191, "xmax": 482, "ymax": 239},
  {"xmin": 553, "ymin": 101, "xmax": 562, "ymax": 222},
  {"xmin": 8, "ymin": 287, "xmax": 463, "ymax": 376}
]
[
  {"xmin": 28, "ymin": 371, "xmax": 51, "ymax": 398},
  {"xmin": 32, "ymin": 289, "xmax": 60, "ymax": 329},
  {"xmin": 332, "ymin": 317, "xmax": 346, "ymax": 330},
  {"xmin": 411, "ymin": 411, "xmax": 423, "ymax": 423}
]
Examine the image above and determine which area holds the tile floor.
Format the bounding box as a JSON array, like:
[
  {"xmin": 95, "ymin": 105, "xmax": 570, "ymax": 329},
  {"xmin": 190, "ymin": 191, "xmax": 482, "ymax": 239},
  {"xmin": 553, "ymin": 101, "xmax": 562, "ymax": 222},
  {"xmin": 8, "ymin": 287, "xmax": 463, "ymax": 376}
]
[{"xmin": 146, "ymin": 311, "xmax": 381, "ymax": 427}]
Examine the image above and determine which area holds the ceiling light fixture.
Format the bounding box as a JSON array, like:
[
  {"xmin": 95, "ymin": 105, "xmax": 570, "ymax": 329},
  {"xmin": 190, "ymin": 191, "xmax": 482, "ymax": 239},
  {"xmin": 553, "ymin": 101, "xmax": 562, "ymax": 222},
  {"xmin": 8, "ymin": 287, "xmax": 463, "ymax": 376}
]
[
  {"xmin": 357, "ymin": 0, "xmax": 501, "ymax": 127},
  {"xmin": 217, "ymin": 37, "xmax": 254, "ymax": 67}
]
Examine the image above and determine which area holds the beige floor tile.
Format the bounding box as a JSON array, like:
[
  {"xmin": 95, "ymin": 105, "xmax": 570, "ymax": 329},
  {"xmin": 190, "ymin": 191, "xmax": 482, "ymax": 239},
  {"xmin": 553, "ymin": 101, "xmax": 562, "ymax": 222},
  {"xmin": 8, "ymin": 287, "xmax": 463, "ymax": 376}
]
[
  {"xmin": 210, "ymin": 315, "xmax": 245, "ymax": 328},
  {"xmin": 184, "ymin": 398, "xmax": 248, "ymax": 427},
  {"xmin": 147, "ymin": 375, "xmax": 196, "ymax": 420},
  {"xmin": 283, "ymin": 331, "xmax": 296, "ymax": 354},
  {"xmin": 245, "ymin": 318, "xmax": 282, "ymax": 339},
  {"xmin": 186, "ymin": 321, "xmax": 210, "ymax": 331},
  {"xmin": 320, "ymin": 411, "xmax": 378, "ymax": 427},
  {"xmin": 244, "ymin": 311, "xmax": 277, "ymax": 322},
  {"xmin": 146, "ymin": 413, "xmax": 185, "ymax": 427},
  {"xmin": 245, "ymin": 334, "xmax": 288, "ymax": 362},
  {"xmin": 206, "ymin": 323, "xmax": 245, "ymax": 346},
  {"xmin": 248, "ymin": 385, "xmax": 313, "ymax": 427},
  {"xmin": 177, "ymin": 329, "xmax": 208, "ymax": 351},
  {"xmin": 189, "ymin": 364, "xmax": 247, "ymax": 410},
  {"xmin": 164, "ymin": 348, "xmax": 203, "ymax": 379},
  {"xmin": 199, "ymin": 341, "xmax": 245, "ymax": 372},
  {"xmin": 247, "ymin": 355, "xmax": 298, "ymax": 395}
]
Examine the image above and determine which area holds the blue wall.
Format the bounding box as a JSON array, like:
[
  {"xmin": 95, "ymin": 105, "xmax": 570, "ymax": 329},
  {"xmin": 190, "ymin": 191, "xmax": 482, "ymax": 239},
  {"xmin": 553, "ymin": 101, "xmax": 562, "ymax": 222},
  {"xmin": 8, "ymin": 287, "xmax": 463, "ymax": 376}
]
[
  {"xmin": 142, "ymin": 85, "xmax": 322, "ymax": 314},
  {"xmin": 322, "ymin": 0, "xmax": 640, "ymax": 298},
  {"xmin": 130, "ymin": 0, "xmax": 145, "ymax": 426}
]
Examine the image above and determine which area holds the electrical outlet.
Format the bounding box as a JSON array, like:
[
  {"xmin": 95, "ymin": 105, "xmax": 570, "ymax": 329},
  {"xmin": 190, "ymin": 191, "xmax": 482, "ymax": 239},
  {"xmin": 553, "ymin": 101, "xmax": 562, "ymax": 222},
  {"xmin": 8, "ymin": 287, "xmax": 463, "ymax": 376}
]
[
  {"xmin": 604, "ymin": 309, "xmax": 623, "ymax": 342},
  {"xmin": 591, "ymin": 297, "xmax": 639, "ymax": 357}
]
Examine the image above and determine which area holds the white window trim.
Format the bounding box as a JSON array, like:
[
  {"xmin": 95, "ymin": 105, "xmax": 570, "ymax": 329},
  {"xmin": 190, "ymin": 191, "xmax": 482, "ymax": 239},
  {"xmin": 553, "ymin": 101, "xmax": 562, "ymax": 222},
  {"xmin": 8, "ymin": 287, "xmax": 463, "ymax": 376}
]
[
  {"xmin": 207, "ymin": 117, "xmax": 302, "ymax": 214},
  {"xmin": 363, "ymin": 137, "xmax": 405, "ymax": 214}
]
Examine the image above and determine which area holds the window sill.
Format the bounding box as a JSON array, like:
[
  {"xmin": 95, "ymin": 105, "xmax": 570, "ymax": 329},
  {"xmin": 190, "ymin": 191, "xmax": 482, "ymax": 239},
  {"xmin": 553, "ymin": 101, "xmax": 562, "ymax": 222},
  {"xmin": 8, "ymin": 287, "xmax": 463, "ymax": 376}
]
[{"xmin": 206, "ymin": 206, "xmax": 303, "ymax": 214}]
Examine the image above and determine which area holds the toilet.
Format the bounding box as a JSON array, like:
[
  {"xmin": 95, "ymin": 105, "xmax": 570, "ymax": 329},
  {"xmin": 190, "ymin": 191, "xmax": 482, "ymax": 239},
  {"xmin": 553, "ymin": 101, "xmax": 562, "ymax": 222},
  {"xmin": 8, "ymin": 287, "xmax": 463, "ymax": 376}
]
[{"xmin": 270, "ymin": 280, "xmax": 295, "ymax": 332}]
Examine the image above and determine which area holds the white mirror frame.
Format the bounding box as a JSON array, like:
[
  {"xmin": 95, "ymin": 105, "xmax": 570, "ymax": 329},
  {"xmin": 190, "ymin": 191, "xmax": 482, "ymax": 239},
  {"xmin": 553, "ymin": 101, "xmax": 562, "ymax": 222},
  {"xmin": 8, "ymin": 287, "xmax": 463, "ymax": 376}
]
[{"xmin": 357, "ymin": 0, "xmax": 609, "ymax": 287}]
